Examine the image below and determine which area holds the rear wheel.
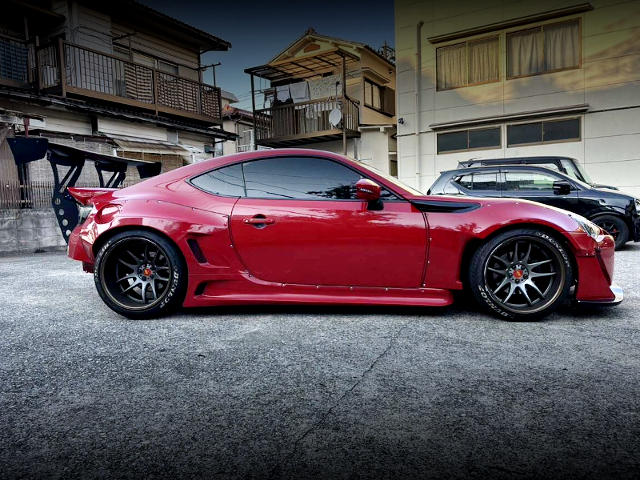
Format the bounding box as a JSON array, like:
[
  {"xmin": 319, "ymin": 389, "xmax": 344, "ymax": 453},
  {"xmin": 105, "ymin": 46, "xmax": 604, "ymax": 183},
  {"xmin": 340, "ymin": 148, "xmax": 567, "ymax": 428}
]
[
  {"xmin": 94, "ymin": 230, "xmax": 186, "ymax": 319},
  {"xmin": 592, "ymin": 215, "xmax": 628, "ymax": 250},
  {"xmin": 468, "ymin": 229, "xmax": 572, "ymax": 321}
]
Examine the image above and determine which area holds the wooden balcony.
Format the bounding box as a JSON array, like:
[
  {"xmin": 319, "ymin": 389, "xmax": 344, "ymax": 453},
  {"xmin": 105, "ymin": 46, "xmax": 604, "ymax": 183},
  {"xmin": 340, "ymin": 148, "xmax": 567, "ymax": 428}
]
[
  {"xmin": 254, "ymin": 96, "xmax": 360, "ymax": 147},
  {"xmin": 1, "ymin": 37, "xmax": 222, "ymax": 124}
]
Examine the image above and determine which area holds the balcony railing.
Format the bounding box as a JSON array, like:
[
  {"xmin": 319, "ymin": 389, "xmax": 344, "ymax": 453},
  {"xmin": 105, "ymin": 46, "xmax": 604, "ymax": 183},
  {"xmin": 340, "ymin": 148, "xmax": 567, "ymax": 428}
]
[
  {"xmin": 1, "ymin": 38, "xmax": 222, "ymax": 124},
  {"xmin": 254, "ymin": 96, "xmax": 360, "ymax": 146}
]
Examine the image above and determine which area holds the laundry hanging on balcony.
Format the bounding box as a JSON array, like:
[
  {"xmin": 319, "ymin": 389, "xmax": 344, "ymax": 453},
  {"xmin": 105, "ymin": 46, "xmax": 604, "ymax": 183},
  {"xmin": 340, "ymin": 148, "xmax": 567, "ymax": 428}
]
[{"xmin": 290, "ymin": 81, "xmax": 310, "ymax": 103}]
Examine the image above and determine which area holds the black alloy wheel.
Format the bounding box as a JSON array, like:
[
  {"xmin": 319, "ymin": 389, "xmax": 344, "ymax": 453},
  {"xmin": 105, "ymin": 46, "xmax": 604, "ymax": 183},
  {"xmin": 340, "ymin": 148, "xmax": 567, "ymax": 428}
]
[
  {"xmin": 94, "ymin": 230, "xmax": 186, "ymax": 319},
  {"xmin": 469, "ymin": 229, "xmax": 572, "ymax": 321},
  {"xmin": 592, "ymin": 215, "xmax": 628, "ymax": 250}
]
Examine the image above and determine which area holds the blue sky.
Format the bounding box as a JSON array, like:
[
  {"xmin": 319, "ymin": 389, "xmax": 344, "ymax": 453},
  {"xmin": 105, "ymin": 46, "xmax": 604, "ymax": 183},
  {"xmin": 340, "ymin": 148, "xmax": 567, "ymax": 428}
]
[{"xmin": 139, "ymin": 0, "xmax": 395, "ymax": 109}]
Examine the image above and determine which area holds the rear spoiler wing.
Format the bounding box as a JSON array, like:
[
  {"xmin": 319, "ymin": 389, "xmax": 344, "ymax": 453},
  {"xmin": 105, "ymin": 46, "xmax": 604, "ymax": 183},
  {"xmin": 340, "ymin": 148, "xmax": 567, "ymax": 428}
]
[{"xmin": 8, "ymin": 137, "xmax": 162, "ymax": 242}]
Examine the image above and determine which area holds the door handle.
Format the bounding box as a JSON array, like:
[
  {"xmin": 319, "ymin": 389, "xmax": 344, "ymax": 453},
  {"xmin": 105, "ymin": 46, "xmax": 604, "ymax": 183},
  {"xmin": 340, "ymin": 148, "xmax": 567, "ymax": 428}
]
[{"xmin": 243, "ymin": 216, "xmax": 275, "ymax": 226}]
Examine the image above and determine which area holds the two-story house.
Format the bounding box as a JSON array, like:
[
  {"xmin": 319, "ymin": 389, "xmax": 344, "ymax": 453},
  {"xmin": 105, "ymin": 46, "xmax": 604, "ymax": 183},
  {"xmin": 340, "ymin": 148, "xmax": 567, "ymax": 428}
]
[
  {"xmin": 0, "ymin": 0, "xmax": 235, "ymax": 187},
  {"xmin": 395, "ymin": 0, "xmax": 640, "ymax": 195},
  {"xmin": 245, "ymin": 28, "xmax": 398, "ymax": 175}
]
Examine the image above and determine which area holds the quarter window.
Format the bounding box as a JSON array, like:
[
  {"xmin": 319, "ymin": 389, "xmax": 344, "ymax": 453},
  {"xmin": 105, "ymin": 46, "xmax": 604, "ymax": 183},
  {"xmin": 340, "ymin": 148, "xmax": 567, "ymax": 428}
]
[
  {"xmin": 453, "ymin": 172, "xmax": 498, "ymax": 191},
  {"xmin": 507, "ymin": 19, "xmax": 580, "ymax": 78},
  {"xmin": 507, "ymin": 118, "xmax": 580, "ymax": 146},
  {"xmin": 190, "ymin": 164, "xmax": 245, "ymax": 197}
]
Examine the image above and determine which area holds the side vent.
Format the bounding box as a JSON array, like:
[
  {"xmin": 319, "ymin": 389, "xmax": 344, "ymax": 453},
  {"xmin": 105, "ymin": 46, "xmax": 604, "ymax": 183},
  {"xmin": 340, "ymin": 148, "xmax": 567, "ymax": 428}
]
[
  {"xmin": 194, "ymin": 283, "xmax": 207, "ymax": 296},
  {"xmin": 187, "ymin": 239, "xmax": 207, "ymax": 264}
]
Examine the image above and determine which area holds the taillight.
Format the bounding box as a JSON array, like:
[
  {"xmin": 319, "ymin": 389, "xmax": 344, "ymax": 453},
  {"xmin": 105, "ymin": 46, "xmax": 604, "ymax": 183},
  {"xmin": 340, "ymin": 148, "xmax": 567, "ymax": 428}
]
[{"xmin": 96, "ymin": 204, "xmax": 121, "ymax": 224}]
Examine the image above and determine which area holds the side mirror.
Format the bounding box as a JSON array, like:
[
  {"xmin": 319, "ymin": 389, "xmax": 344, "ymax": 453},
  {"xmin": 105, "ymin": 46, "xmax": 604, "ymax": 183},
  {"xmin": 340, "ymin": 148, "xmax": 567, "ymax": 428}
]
[
  {"xmin": 356, "ymin": 179, "xmax": 381, "ymax": 202},
  {"xmin": 553, "ymin": 180, "xmax": 572, "ymax": 195}
]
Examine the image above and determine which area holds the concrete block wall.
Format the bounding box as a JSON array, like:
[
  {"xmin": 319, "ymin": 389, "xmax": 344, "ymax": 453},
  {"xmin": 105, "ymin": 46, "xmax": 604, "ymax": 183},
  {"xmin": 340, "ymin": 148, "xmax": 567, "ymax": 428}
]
[{"xmin": 0, "ymin": 209, "xmax": 66, "ymax": 254}]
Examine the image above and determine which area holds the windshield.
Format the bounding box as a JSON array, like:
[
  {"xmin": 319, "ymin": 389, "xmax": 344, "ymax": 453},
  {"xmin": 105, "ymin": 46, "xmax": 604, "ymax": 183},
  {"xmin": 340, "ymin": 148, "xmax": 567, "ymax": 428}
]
[
  {"xmin": 561, "ymin": 159, "xmax": 593, "ymax": 184},
  {"xmin": 351, "ymin": 159, "xmax": 423, "ymax": 196}
]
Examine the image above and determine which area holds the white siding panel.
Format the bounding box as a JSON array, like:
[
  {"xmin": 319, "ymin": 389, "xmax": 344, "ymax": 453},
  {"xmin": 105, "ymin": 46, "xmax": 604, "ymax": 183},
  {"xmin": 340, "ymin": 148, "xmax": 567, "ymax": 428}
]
[
  {"xmin": 584, "ymin": 134, "xmax": 640, "ymax": 163},
  {"xmin": 503, "ymin": 90, "xmax": 586, "ymax": 115},
  {"xmin": 433, "ymin": 100, "xmax": 504, "ymax": 124},
  {"xmin": 585, "ymin": 159, "xmax": 640, "ymax": 191},
  {"xmin": 585, "ymin": 80, "xmax": 640, "ymax": 110},
  {"xmin": 584, "ymin": 108, "xmax": 640, "ymax": 138}
]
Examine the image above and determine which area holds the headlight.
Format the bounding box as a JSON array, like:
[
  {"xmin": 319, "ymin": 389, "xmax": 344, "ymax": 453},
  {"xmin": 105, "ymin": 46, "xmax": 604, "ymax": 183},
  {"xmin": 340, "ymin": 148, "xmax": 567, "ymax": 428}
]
[
  {"xmin": 568, "ymin": 212, "xmax": 600, "ymax": 240},
  {"xmin": 634, "ymin": 198, "xmax": 640, "ymax": 212}
]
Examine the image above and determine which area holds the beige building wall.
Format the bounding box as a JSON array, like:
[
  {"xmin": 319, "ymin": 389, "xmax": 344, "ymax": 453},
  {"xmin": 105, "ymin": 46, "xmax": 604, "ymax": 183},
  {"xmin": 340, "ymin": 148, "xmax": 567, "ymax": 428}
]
[{"xmin": 395, "ymin": 0, "xmax": 640, "ymax": 195}]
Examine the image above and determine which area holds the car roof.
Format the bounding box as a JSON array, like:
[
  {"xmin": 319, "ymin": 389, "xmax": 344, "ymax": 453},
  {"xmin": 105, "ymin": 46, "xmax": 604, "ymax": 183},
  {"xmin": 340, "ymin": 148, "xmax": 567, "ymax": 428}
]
[
  {"xmin": 440, "ymin": 164, "xmax": 578, "ymax": 182},
  {"xmin": 458, "ymin": 156, "xmax": 576, "ymax": 166}
]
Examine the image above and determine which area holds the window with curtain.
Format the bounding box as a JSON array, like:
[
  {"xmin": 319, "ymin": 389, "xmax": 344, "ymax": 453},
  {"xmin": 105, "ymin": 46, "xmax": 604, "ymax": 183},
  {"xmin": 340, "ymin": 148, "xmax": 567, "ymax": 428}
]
[
  {"xmin": 364, "ymin": 79, "xmax": 382, "ymax": 110},
  {"xmin": 507, "ymin": 19, "xmax": 580, "ymax": 78},
  {"xmin": 437, "ymin": 36, "xmax": 499, "ymax": 90}
]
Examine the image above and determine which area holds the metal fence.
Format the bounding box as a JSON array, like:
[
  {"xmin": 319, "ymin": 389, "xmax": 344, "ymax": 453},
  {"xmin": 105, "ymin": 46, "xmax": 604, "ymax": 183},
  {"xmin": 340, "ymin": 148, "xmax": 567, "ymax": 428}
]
[{"xmin": 0, "ymin": 180, "xmax": 135, "ymax": 210}]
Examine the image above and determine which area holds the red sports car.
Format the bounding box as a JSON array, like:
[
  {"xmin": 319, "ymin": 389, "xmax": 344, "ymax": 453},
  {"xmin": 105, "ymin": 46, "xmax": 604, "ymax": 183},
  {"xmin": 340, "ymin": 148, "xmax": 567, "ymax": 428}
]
[{"xmin": 67, "ymin": 149, "xmax": 622, "ymax": 321}]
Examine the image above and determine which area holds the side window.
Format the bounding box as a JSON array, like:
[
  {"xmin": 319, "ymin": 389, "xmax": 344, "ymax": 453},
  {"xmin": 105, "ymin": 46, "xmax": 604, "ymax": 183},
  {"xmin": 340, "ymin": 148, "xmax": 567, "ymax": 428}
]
[
  {"xmin": 504, "ymin": 171, "xmax": 557, "ymax": 191},
  {"xmin": 190, "ymin": 164, "xmax": 246, "ymax": 197},
  {"xmin": 242, "ymin": 157, "xmax": 396, "ymax": 200},
  {"xmin": 472, "ymin": 173, "xmax": 498, "ymax": 191}
]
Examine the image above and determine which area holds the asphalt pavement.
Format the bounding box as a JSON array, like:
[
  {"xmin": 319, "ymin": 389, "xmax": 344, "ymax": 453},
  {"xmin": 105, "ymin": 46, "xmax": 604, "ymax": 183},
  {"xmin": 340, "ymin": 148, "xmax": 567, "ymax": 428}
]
[{"xmin": 1, "ymin": 245, "xmax": 639, "ymax": 479}]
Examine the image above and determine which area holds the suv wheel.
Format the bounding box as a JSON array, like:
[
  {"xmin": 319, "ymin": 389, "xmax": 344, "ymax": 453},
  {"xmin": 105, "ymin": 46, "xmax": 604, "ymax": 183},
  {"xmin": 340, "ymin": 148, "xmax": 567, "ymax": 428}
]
[{"xmin": 592, "ymin": 215, "xmax": 628, "ymax": 250}]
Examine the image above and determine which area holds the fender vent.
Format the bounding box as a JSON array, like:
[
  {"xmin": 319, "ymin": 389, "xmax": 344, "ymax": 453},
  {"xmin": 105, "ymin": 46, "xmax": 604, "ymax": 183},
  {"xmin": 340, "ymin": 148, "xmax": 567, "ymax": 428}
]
[
  {"xmin": 194, "ymin": 282, "xmax": 207, "ymax": 296},
  {"xmin": 187, "ymin": 239, "xmax": 207, "ymax": 264}
]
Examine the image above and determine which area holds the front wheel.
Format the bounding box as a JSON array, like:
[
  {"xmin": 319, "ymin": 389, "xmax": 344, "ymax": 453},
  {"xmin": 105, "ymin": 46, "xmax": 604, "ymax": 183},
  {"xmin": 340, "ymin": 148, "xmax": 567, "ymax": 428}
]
[
  {"xmin": 94, "ymin": 230, "xmax": 186, "ymax": 319},
  {"xmin": 468, "ymin": 229, "xmax": 573, "ymax": 321}
]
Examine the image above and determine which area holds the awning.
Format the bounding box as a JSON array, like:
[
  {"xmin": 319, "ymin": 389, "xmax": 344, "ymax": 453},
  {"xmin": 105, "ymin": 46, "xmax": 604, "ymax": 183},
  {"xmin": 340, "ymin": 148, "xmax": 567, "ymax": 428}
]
[
  {"xmin": 245, "ymin": 47, "xmax": 359, "ymax": 82},
  {"xmin": 104, "ymin": 133, "xmax": 192, "ymax": 155}
]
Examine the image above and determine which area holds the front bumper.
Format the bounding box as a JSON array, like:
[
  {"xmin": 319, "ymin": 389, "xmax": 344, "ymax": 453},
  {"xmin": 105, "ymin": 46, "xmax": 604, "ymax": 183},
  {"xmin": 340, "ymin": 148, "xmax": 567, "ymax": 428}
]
[{"xmin": 573, "ymin": 284, "xmax": 623, "ymax": 307}]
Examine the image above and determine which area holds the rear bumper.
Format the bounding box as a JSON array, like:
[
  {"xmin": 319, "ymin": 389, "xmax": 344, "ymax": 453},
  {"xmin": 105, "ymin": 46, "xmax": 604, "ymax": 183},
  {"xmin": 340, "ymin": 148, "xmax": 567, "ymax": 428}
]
[{"xmin": 573, "ymin": 284, "xmax": 623, "ymax": 307}]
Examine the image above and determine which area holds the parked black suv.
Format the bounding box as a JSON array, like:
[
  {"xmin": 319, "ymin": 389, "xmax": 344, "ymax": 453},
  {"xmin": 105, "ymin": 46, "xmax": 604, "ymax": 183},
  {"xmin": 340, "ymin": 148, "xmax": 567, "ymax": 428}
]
[
  {"xmin": 428, "ymin": 165, "xmax": 640, "ymax": 249},
  {"xmin": 458, "ymin": 156, "xmax": 618, "ymax": 190}
]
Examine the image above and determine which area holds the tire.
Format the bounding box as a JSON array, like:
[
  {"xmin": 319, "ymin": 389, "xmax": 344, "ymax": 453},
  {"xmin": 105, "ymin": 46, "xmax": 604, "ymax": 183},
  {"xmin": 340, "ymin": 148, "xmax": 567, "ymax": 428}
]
[
  {"xmin": 94, "ymin": 230, "xmax": 186, "ymax": 319},
  {"xmin": 468, "ymin": 228, "xmax": 573, "ymax": 321},
  {"xmin": 592, "ymin": 215, "xmax": 628, "ymax": 250}
]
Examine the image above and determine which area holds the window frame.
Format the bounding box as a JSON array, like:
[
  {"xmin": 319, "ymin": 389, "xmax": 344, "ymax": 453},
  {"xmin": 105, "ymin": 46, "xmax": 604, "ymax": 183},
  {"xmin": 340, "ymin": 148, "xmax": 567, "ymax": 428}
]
[
  {"xmin": 506, "ymin": 18, "xmax": 582, "ymax": 80},
  {"xmin": 436, "ymin": 126, "xmax": 502, "ymax": 155},
  {"xmin": 364, "ymin": 78, "xmax": 384, "ymax": 112},
  {"xmin": 506, "ymin": 117, "xmax": 581, "ymax": 148},
  {"xmin": 436, "ymin": 34, "xmax": 500, "ymax": 91},
  {"xmin": 187, "ymin": 156, "xmax": 404, "ymax": 202}
]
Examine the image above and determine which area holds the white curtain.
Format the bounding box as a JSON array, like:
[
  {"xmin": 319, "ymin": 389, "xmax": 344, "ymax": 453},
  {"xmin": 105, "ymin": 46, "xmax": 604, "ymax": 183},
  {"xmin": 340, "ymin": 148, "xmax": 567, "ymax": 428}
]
[
  {"xmin": 469, "ymin": 37, "xmax": 499, "ymax": 84},
  {"xmin": 545, "ymin": 20, "xmax": 580, "ymax": 71},
  {"xmin": 507, "ymin": 28, "xmax": 542, "ymax": 77},
  {"xmin": 437, "ymin": 43, "xmax": 466, "ymax": 89}
]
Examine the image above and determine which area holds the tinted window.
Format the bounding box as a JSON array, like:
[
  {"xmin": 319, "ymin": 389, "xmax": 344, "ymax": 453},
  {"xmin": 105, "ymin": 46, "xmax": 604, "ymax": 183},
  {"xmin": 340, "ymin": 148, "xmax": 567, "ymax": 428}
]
[
  {"xmin": 507, "ymin": 123, "xmax": 543, "ymax": 146},
  {"xmin": 242, "ymin": 157, "xmax": 363, "ymax": 200},
  {"xmin": 454, "ymin": 174, "xmax": 473, "ymax": 190},
  {"xmin": 437, "ymin": 131, "xmax": 468, "ymax": 153},
  {"xmin": 504, "ymin": 171, "xmax": 558, "ymax": 191},
  {"xmin": 469, "ymin": 129, "xmax": 501, "ymax": 149},
  {"xmin": 472, "ymin": 172, "xmax": 498, "ymax": 190},
  {"xmin": 544, "ymin": 118, "xmax": 580, "ymax": 142},
  {"xmin": 454, "ymin": 173, "xmax": 497, "ymax": 191},
  {"xmin": 190, "ymin": 164, "xmax": 245, "ymax": 197}
]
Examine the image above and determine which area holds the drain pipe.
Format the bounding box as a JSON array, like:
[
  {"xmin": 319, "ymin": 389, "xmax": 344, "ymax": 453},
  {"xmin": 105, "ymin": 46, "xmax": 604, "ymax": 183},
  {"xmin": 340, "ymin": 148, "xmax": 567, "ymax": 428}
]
[{"xmin": 415, "ymin": 20, "xmax": 424, "ymax": 190}]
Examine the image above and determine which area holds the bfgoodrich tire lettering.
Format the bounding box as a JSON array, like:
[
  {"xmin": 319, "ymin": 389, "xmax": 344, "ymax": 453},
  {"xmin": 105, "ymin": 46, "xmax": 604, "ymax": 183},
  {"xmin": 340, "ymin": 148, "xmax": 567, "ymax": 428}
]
[
  {"xmin": 468, "ymin": 229, "xmax": 573, "ymax": 321},
  {"xmin": 94, "ymin": 230, "xmax": 186, "ymax": 319}
]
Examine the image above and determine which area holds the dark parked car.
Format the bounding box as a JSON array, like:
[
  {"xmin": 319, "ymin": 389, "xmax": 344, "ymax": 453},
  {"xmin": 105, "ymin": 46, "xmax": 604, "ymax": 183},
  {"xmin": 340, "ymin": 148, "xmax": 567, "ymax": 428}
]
[
  {"xmin": 428, "ymin": 165, "xmax": 640, "ymax": 249},
  {"xmin": 458, "ymin": 156, "xmax": 618, "ymax": 190}
]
